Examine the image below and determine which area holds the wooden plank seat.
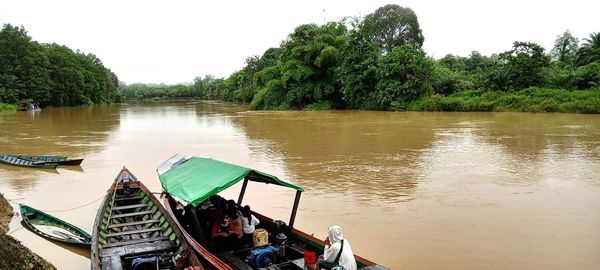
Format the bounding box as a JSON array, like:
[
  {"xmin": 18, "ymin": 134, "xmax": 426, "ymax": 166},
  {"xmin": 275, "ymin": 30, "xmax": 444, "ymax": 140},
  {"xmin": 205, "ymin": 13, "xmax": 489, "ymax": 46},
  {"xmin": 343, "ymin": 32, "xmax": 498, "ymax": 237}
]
[
  {"xmin": 112, "ymin": 204, "xmax": 147, "ymax": 211},
  {"xmin": 110, "ymin": 210, "xmax": 153, "ymax": 219},
  {"xmin": 107, "ymin": 219, "xmax": 160, "ymax": 229},
  {"xmin": 105, "ymin": 227, "xmax": 162, "ymax": 238},
  {"xmin": 103, "ymin": 236, "xmax": 171, "ymax": 248},
  {"xmin": 100, "ymin": 240, "xmax": 177, "ymax": 257},
  {"xmin": 114, "ymin": 195, "xmax": 142, "ymax": 201}
]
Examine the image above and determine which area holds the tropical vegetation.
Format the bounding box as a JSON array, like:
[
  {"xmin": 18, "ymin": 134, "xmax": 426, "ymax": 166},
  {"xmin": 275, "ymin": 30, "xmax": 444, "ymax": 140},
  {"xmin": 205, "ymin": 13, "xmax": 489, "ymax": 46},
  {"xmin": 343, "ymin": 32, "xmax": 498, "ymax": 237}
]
[{"xmin": 0, "ymin": 24, "xmax": 120, "ymax": 111}]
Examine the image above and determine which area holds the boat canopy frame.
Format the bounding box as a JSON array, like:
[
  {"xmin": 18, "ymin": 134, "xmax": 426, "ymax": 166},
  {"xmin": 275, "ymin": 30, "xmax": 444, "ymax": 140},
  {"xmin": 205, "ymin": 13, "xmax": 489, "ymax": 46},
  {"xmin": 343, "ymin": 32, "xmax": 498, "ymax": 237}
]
[{"xmin": 157, "ymin": 154, "xmax": 304, "ymax": 228}]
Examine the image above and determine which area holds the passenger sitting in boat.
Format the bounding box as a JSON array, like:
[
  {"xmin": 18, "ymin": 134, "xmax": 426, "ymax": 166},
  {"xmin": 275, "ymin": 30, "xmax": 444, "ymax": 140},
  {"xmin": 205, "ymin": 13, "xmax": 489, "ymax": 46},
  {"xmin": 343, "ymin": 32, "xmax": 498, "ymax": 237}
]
[
  {"xmin": 226, "ymin": 200, "xmax": 243, "ymax": 241},
  {"xmin": 319, "ymin": 225, "xmax": 357, "ymax": 270},
  {"xmin": 210, "ymin": 216, "xmax": 237, "ymax": 251},
  {"xmin": 241, "ymin": 205, "xmax": 260, "ymax": 247}
]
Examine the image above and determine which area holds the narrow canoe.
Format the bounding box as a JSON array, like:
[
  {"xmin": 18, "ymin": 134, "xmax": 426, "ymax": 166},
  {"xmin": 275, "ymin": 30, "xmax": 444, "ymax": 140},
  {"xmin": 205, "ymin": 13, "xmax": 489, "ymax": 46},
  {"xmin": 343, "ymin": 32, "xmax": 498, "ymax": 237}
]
[
  {"xmin": 17, "ymin": 155, "xmax": 84, "ymax": 166},
  {"xmin": 19, "ymin": 204, "xmax": 92, "ymax": 248},
  {"xmin": 91, "ymin": 167, "xmax": 203, "ymax": 270},
  {"xmin": 0, "ymin": 155, "xmax": 58, "ymax": 169}
]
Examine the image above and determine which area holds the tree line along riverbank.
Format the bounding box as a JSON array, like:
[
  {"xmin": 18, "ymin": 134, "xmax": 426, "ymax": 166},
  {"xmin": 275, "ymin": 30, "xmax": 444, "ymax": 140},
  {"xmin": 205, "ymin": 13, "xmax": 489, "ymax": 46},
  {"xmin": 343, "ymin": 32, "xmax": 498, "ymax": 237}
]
[{"xmin": 2, "ymin": 4, "xmax": 600, "ymax": 113}]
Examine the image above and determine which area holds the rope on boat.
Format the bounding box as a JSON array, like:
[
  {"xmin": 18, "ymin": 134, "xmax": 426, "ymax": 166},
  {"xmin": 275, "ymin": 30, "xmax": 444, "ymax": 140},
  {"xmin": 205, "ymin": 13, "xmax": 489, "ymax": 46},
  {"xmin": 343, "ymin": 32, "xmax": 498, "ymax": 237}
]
[{"xmin": 6, "ymin": 194, "xmax": 106, "ymax": 213}]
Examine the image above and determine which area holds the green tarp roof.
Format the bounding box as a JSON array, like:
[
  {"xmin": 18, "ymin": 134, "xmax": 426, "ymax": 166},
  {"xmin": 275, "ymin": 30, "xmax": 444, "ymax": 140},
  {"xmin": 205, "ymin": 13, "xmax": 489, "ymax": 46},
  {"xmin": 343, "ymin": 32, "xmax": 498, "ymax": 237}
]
[{"xmin": 158, "ymin": 157, "xmax": 304, "ymax": 207}]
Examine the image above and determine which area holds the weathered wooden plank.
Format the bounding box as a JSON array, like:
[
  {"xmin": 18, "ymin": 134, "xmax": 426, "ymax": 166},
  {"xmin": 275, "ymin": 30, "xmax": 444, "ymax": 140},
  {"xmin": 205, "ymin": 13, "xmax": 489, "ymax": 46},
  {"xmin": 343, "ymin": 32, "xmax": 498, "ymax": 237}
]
[
  {"xmin": 112, "ymin": 204, "xmax": 147, "ymax": 211},
  {"xmin": 106, "ymin": 227, "xmax": 162, "ymax": 238},
  {"xmin": 100, "ymin": 240, "xmax": 176, "ymax": 257},
  {"xmin": 110, "ymin": 210, "xmax": 153, "ymax": 219},
  {"xmin": 107, "ymin": 219, "xmax": 159, "ymax": 229},
  {"xmin": 114, "ymin": 195, "xmax": 142, "ymax": 201},
  {"xmin": 103, "ymin": 236, "xmax": 170, "ymax": 248}
]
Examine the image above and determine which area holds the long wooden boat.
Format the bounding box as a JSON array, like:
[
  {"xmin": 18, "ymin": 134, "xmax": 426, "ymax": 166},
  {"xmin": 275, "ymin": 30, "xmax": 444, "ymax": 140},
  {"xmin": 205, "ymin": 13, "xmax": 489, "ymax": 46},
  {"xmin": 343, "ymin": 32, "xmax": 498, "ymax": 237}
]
[
  {"xmin": 0, "ymin": 154, "xmax": 58, "ymax": 169},
  {"xmin": 157, "ymin": 155, "xmax": 389, "ymax": 270},
  {"xmin": 91, "ymin": 167, "xmax": 203, "ymax": 270},
  {"xmin": 17, "ymin": 155, "xmax": 84, "ymax": 166},
  {"xmin": 20, "ymin": 204, "xmax": 92, "ymax": 248}
]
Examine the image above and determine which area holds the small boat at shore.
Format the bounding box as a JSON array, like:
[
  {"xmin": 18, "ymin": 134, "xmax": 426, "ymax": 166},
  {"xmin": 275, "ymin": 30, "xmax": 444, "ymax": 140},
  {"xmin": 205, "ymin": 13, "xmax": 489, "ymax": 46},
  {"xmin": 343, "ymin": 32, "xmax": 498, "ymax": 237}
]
[
  {"xmin": 157, "ymin": 155, "xmax": 388, "ymax": 270},
  {"xmin": 17, "ymin": 155, "xmax": 84, "ymax": 166},
  {"xmin": 20, "ymin": 204, "xmax": 91, "ymax": 248},
  {"xmin": 91, "ymin": 167, "xmax": 202, "ymax": 270},
  {"xmin": 0, "ymin": 155, "xmax": 58, "ymax": 169}
]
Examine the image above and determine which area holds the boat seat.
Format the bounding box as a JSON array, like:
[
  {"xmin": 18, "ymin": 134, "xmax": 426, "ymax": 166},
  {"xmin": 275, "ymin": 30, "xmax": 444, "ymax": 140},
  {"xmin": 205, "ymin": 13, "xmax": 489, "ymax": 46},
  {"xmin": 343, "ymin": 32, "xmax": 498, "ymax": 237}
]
[
  {"xmin": 110, "ymin": 210, "xmax": 153, "ymax": 219},
  {"xmin": 108, "ymin": 219, "xmax": 160, "ymax": 229},
  {"xmin": 112, "ymin": 204, "xmax": 147, "ymax": 211},
  {"xmin": 100, "ymin": 240, "xmax": 177, "ymax": 257},
  {"xmin": 105, "ymin": 227, "xmax": 162, "ymax": 238},
  {"xmin": 114, "ymin": 195, "xmax": 143, "ymax": 201},
  {"xmin": 103, "ymin": 236, "xmax": 171, "ymax": 248}
]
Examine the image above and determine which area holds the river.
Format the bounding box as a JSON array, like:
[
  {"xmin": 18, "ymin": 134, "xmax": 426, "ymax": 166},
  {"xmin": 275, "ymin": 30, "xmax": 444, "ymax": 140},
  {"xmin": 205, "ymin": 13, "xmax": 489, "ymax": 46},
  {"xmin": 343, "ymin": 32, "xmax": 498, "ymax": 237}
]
[{"xmin": 0, "ymin": 101, "xmax": 599, "ymax": 270}]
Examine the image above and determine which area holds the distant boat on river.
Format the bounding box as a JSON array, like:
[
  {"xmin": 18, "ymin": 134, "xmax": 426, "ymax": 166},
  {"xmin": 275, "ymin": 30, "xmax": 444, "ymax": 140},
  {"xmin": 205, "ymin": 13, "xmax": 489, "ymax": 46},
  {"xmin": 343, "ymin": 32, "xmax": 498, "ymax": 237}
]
[
  {"xmin": 0, "ymin": 154, "xmax": 58, "ymax": 169},
  {"xmin": 18, "ymin": 155, "xmax": 84, "ymax": 166}
]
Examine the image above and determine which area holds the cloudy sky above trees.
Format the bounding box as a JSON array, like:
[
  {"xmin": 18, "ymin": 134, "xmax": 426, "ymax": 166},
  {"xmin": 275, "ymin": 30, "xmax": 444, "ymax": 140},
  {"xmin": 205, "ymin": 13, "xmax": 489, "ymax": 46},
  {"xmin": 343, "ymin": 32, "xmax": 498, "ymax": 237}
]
[{"xmin": 1, "ymin": 0, "xmax": 598, "ymax": 84}]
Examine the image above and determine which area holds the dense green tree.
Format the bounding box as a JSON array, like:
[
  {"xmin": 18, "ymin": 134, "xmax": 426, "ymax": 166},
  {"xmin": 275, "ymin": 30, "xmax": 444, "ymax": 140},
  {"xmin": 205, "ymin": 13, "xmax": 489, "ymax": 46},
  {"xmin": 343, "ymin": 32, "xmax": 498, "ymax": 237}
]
[
  {"xmin": 438, "ymin": 54, "xmax": 466, "ymax": 72},
  {"xmin": 250, "ymin": 22, "xmax": 348, "ymax": 110},
  {"xmin": 550, "ymin": 30, "xmax": 579, "ymax": 65},
  {"xmin": 361, "ymin": 4, "xmax": 424, "ymax": 52},
  {"xmin": 373, "ymin": 45, "xmax": 433, "ymax": 110},
  {"xmin": 499, "ymin": 42, "xmax": 551, "ymax": 90},
  {"xmin": 575, "ymin": 32, "xmax": 600, "ymax": 66}
]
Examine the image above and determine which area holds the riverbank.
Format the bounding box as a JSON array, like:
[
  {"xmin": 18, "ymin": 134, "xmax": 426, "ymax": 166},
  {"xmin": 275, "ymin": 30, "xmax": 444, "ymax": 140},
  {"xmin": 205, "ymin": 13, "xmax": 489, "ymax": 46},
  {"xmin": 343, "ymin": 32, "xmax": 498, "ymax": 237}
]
[
  {"xmin": 409, "ymin": 87, "xmax": 600, "ymax": 113},
  {"xmin": 0, "ymin": 194, "xmax": 56, "ymax": 270},
  {"xmin": 0, "ymin": 103, "xmax": 18, "ymax": 112}
]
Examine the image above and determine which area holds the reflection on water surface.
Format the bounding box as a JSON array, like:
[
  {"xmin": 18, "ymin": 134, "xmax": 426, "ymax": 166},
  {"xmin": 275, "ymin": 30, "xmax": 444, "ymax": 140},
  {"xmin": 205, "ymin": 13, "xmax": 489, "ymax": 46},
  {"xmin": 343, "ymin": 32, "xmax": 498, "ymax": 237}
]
[{"xmin": 1, "ymin": 102, "xmax": 599, "ymax": 269}]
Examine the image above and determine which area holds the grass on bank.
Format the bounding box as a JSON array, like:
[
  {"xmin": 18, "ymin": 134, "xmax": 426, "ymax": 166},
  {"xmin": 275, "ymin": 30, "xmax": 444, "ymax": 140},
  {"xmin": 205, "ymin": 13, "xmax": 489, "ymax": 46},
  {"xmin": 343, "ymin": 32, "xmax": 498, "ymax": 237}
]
[
  {"xmin": 408, "ymin": 87, "xmax": 600, "ymax": 113},
  {"xmin": 0, "ymin": 103, "xmax": 18, "ymax": 112}
]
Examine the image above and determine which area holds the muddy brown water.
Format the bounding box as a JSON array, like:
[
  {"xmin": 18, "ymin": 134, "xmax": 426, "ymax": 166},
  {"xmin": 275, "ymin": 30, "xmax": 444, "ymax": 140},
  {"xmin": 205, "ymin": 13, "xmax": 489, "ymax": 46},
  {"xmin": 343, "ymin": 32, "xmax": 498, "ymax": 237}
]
[{"xmin": 0, "ymin": 101, "xmax": 599, "ymax": 270}]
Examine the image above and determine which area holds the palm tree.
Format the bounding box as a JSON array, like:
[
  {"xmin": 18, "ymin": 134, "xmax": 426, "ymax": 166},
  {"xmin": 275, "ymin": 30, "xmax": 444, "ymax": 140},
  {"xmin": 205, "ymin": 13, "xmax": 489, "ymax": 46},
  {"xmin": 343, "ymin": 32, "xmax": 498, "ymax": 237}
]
[{"xmin": 575, "ymin": 32, "xmax": 600, "ymax": 66}]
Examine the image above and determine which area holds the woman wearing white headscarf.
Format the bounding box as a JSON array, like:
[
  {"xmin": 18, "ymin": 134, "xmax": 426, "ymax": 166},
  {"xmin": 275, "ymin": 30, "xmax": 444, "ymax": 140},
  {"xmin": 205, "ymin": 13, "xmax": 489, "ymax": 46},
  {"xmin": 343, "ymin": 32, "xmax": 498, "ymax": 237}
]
[{"xmin": 321, "ymin": 225, "xmax": 357, "ymax": 270}]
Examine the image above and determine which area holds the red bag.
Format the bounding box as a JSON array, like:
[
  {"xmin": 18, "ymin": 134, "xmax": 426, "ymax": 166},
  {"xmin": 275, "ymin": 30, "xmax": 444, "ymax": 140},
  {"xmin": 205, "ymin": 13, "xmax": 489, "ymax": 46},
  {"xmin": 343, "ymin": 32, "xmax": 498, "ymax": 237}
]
[{"xmin": 304, "ymin": 251, "xmax": 316, "ymax": 264}]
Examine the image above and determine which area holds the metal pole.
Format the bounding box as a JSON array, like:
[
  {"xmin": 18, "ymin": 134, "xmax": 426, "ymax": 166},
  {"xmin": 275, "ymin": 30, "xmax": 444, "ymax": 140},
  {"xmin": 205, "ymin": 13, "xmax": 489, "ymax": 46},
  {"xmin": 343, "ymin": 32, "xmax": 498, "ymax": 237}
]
[
  {"xmin": 237, "ymin": 177, "xmax": 249, "ymax": 206},
  {"xmin": 289, "ymin": 190, "xmax": 302, "ymax": 229}
]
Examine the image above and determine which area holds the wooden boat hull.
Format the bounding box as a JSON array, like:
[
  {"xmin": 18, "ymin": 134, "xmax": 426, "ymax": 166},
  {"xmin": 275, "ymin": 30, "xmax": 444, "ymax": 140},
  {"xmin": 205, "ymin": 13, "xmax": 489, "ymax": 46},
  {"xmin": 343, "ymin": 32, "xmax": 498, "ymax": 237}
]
[
  {"xmin": 91, "ymin": 168, "xmax": 202, "ymax": 270},
  {"xmin": 19, "ymin": 204, "xmax": 91, "ymax": 248},
  {"xmin": 0, "ymin": 155, "xmax": 58, "ymax": 169},
  {"xmin": 17, "ymin": 155, "xmax": 84, "ymax": 166}
]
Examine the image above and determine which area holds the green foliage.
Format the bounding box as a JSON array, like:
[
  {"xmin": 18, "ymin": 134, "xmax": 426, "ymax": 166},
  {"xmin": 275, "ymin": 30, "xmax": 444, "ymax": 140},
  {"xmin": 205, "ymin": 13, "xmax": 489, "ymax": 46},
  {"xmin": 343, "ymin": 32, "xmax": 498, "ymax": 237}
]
[
  {"xmin": 0, "ymin": 24, "xmax": 119, "ymax": 106},
  {"xmin": 575, "ymin": 33, "xmax": 600, "ymax": 66},
  {"xmin": 574, "ymin": 62, "xmax": 600, "ymax": 89},
  {"xmin": 409, "ymin": 87, "xmax": 600, "ymax": 113},
  {"xmin": 431, "ymin": 63, "xmax": 459, "ymax": 95},
  {"xmin": 498, "ymin": 41, "xmax": 551, "ymax": 90},
  {"xmin": 550, "ymin": 30, "xmax": 579, "ymax": 65},
  {"xmin": 373, "ymin": 45, "xmax": 433, "ymax": 110},
  {"xmin": 0, "ymin": 102, "xmax": 18, "ymax": 111},
  {"xmin": 361, "ymin": 4, "xmax": 424, "ymax": 52},
  {"xmin": 249, "ymin": 22, "xmax": 348, "ymax": 110}
]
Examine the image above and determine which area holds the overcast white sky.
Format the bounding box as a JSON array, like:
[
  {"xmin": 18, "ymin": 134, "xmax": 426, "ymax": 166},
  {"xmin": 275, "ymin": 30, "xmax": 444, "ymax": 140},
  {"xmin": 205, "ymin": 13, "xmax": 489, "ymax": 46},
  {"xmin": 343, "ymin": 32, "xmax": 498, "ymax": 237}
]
[{"xmin": 1, "ymin": 0, "xmax": 598, "ymax": 84}]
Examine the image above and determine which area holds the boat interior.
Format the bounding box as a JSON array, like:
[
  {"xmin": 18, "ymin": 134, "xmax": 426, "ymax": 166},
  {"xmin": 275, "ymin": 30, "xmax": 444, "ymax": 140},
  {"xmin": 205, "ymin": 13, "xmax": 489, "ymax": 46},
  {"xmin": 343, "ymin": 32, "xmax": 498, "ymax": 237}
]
[
  {"xmin": 96, "ymin": 183, "xmax": 187, "ymax": 270},
  {"xmin": 166, "ymin": 195, "xmax": 385, "ymax": 270}
]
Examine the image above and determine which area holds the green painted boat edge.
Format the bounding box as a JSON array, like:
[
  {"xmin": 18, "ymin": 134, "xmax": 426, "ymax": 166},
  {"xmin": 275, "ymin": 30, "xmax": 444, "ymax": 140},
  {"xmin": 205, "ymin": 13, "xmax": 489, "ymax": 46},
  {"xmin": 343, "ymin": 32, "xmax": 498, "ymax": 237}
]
[
  {"xmin": 18, "ymin": 155, "xmax": 83, "ymax": 166},
  {"xmin": 19, "ymin": 203, "xmax": 92, "ymax": 247},
  {"xmin": 0, "ymin": 155, "xmax": 59, "ymax": 169}
]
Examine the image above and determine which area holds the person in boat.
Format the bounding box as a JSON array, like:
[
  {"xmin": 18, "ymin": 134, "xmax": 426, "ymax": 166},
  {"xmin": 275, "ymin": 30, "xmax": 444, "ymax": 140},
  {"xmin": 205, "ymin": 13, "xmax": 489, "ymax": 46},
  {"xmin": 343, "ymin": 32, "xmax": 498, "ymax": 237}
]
[
  {"xmin": 241, "ymin": 205, "xmax": 260, "ymax": 247},
  {"xmin": 210, "ymin": 216, "xmax": 235, "ymax": 251},
  {"xmin": 319, "ymin": 225, "xmax": 357, "ymax": 270},
  {"xmin": 226, "ymin": 200, "xmax": 243, "ymax": 241}
]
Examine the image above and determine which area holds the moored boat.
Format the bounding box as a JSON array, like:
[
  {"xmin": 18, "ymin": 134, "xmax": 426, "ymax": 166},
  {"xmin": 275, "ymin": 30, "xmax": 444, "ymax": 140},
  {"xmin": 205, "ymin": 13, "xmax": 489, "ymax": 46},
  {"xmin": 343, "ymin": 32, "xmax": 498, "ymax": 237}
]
[
  {"xmin": 17, "ymin": 155, "xmax": 84, "ymax": 166},
  {"xmin": 157, "ymin": 155, "xmax": 388, "ymax": 270},
  {"xmin": 0, "ymin": 154, "xmax": 58, "ymax": 169},
  {"xmin": 20, "ymin": 204, "xmax": 92, "ymax": 248},
  {"xmin": 91, "ymin": 167, "xmax": 203, "ymax": 270}
]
